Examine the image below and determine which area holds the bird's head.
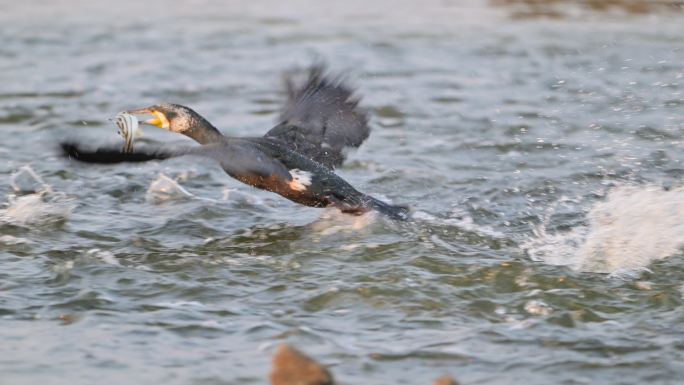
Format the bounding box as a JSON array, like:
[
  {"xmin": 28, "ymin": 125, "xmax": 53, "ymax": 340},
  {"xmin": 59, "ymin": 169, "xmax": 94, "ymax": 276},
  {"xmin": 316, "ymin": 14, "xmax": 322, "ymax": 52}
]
[
  {"xmin": 125, "ymin": 103, "xmax": 223, "ymax": 144},
  {"xmin": 126, "ymin": 103, "xmax": 198, "ymax": 135}
]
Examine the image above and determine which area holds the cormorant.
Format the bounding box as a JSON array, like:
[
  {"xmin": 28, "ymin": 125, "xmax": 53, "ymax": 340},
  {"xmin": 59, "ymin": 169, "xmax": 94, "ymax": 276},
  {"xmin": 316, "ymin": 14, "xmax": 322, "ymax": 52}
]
[{"xmin": 60, "ymin": 66, "xmax": 409, "ymax": 220}]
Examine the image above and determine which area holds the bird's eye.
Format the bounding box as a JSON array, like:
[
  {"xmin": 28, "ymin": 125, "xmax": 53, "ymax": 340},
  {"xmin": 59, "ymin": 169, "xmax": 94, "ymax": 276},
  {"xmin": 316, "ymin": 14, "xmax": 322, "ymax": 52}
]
[{"xmin": 165, "ymin": 111, "xmax": 177, "ymax": 120}]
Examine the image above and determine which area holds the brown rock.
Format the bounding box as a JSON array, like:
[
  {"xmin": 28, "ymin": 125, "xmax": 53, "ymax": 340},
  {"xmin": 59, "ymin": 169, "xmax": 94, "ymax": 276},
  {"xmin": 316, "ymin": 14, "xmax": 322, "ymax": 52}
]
[
  {"xmin": 432, "ymin": 375, "xmax": 459, "ymax": 385},
  {"xmin": 270, "ymin": 344, "xmax": 334, "ymax": 385}
]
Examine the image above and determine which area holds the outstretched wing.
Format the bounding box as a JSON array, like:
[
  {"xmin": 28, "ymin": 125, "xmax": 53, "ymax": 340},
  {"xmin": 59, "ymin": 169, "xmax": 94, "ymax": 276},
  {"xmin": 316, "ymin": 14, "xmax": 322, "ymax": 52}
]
[
  {"xmin": 60, "ymin": 141, "xmax": 293, "ymax": 182},
  {"xmin": 265, "ymin": 65, "xmax": 370, "ymax": 169}
]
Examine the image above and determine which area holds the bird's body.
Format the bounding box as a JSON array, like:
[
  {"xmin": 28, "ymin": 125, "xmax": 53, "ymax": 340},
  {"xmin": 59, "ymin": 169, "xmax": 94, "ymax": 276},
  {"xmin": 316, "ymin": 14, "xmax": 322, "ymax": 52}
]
[{"xmin": 61, "ymin": 66, "xmax": 408, "ymax": 220}]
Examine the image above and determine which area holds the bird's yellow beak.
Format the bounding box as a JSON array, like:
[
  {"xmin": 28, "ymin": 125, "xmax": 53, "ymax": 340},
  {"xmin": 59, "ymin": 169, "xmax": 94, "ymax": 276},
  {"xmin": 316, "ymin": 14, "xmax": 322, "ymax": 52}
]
[
  {"xmin": 126, "ymin": 108, "xmax": 170, "ymax": 129},
  {"xmin": 146, "ymin": 111, "xmax": 170, "ymax": 129}
]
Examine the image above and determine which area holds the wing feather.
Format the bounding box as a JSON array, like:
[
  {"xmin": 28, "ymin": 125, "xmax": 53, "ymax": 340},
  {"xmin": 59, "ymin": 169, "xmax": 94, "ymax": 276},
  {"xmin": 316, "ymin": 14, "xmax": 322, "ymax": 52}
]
[{"xmin": 265, "ymin": 65, "xmax": 370, "ymax": 169}]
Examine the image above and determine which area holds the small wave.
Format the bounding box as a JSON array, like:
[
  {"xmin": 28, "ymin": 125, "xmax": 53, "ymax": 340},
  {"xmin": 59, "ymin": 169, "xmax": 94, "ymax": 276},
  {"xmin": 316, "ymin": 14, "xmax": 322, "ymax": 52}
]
[
  {"xmin": 154, "ymin": 300, "xmax": 207, "ymax": 309},
  {"xmin": 85, "ymin": 248, "xmax": 121, "ymax": 266},
  {"xmin": 413, "ymin": 209, "xmax": 507, "ymax": 239},
  {"xmin": 222, "ymin": 187, "xmax": 267, "ymax": 206},
  {"xmin": 524, "ymin": 184, "xmax": 684, "ymax": 274},
  {"xmin": 0, "ymin": 234, "xmax": 34, "ymax": 245}
]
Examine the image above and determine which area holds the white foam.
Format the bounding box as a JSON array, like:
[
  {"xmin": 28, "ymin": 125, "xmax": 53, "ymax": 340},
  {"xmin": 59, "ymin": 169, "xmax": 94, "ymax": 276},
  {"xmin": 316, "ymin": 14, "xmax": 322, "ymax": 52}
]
[
  {"xmin": 524, "ymin": 184, "xmax": 684, "ymax": 274},
  {"xmin": 1, "ymin": 165, "xmax": 74, "ymax": 226},
  {"xmin": 0, "ymin": 194, "xmax": 72, "ymax": 225},
  {"xmin": 85, "ymin": 248, "xmax": 121, "ymax": 266}
]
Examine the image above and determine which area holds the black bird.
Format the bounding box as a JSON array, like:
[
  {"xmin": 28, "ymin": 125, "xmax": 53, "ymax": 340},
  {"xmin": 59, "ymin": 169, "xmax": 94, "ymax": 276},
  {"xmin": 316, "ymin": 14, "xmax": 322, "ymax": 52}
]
[{"xmin": 61, "ymin": 66, "xmax": 408, "ymax": 220}]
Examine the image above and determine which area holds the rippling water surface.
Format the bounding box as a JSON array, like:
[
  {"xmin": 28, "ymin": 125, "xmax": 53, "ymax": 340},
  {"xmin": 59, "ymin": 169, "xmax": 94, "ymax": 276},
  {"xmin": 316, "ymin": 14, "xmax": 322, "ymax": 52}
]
[{"xmin": 2, "ymin": 1, "xmax": 684, "ymax": 384}]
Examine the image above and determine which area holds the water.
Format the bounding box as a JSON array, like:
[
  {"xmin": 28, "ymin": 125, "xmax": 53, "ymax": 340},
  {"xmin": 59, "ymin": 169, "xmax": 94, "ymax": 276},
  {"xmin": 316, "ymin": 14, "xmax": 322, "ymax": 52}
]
[
  {"xmin": 1, "ymin": 1, "xmax": 684, "ymax": 384},
  {"xmin": 525, "ymin": 184, "xmax": 684, "ymax": 275}
]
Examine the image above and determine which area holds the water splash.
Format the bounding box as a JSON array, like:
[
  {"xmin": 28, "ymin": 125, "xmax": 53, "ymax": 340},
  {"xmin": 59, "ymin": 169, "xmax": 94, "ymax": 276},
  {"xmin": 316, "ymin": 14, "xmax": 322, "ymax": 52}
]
[
  {"xmin": 0, "ymin": 165, "xmax": 74, "ymax": 226},
  {"xmin": 146, "ymin": 173, "xmax": 230, "ymax": 205},
  {"xmin": 310, "ymin": 208, "xmax": 378, "ymax": 236},
  {"xmin": 145, "ymin": 173, "xmax": 195, "ymax": 203},
  {"xmin": 524, "ymin": 184, "xmax": 684, "ymax": 275}
]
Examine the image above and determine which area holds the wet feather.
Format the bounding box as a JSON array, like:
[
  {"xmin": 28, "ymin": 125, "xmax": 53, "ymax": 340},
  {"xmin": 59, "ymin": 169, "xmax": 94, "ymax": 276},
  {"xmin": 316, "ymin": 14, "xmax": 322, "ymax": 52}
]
[{"xmin": 266, "ymin": 65, "xmax": 370, "ymax": 169}]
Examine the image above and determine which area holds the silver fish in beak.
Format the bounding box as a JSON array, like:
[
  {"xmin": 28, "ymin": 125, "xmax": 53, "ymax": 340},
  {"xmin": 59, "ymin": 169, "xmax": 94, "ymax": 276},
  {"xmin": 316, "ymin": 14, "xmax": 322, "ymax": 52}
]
[{"xmin": 115, "ymin": 112, "xmax": 142, "ymax": 153}]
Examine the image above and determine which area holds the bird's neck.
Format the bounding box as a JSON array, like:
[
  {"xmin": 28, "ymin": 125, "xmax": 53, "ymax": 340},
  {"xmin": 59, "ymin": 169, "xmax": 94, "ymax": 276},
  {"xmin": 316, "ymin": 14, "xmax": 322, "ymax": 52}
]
[{"xmin": 184, "ymin": 120, "xmax": 225, "ymax": 144}]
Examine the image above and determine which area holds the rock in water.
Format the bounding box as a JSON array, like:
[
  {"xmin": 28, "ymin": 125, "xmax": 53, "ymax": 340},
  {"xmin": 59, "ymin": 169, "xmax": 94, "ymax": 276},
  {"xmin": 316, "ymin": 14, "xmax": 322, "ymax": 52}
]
[
  {"xmin": 432, "ymin": 375, "xmax": 459, "ymax": 385},
  {"xmin": 270, "ymin": 345, "xmax": 333, "ymax": 385}
]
